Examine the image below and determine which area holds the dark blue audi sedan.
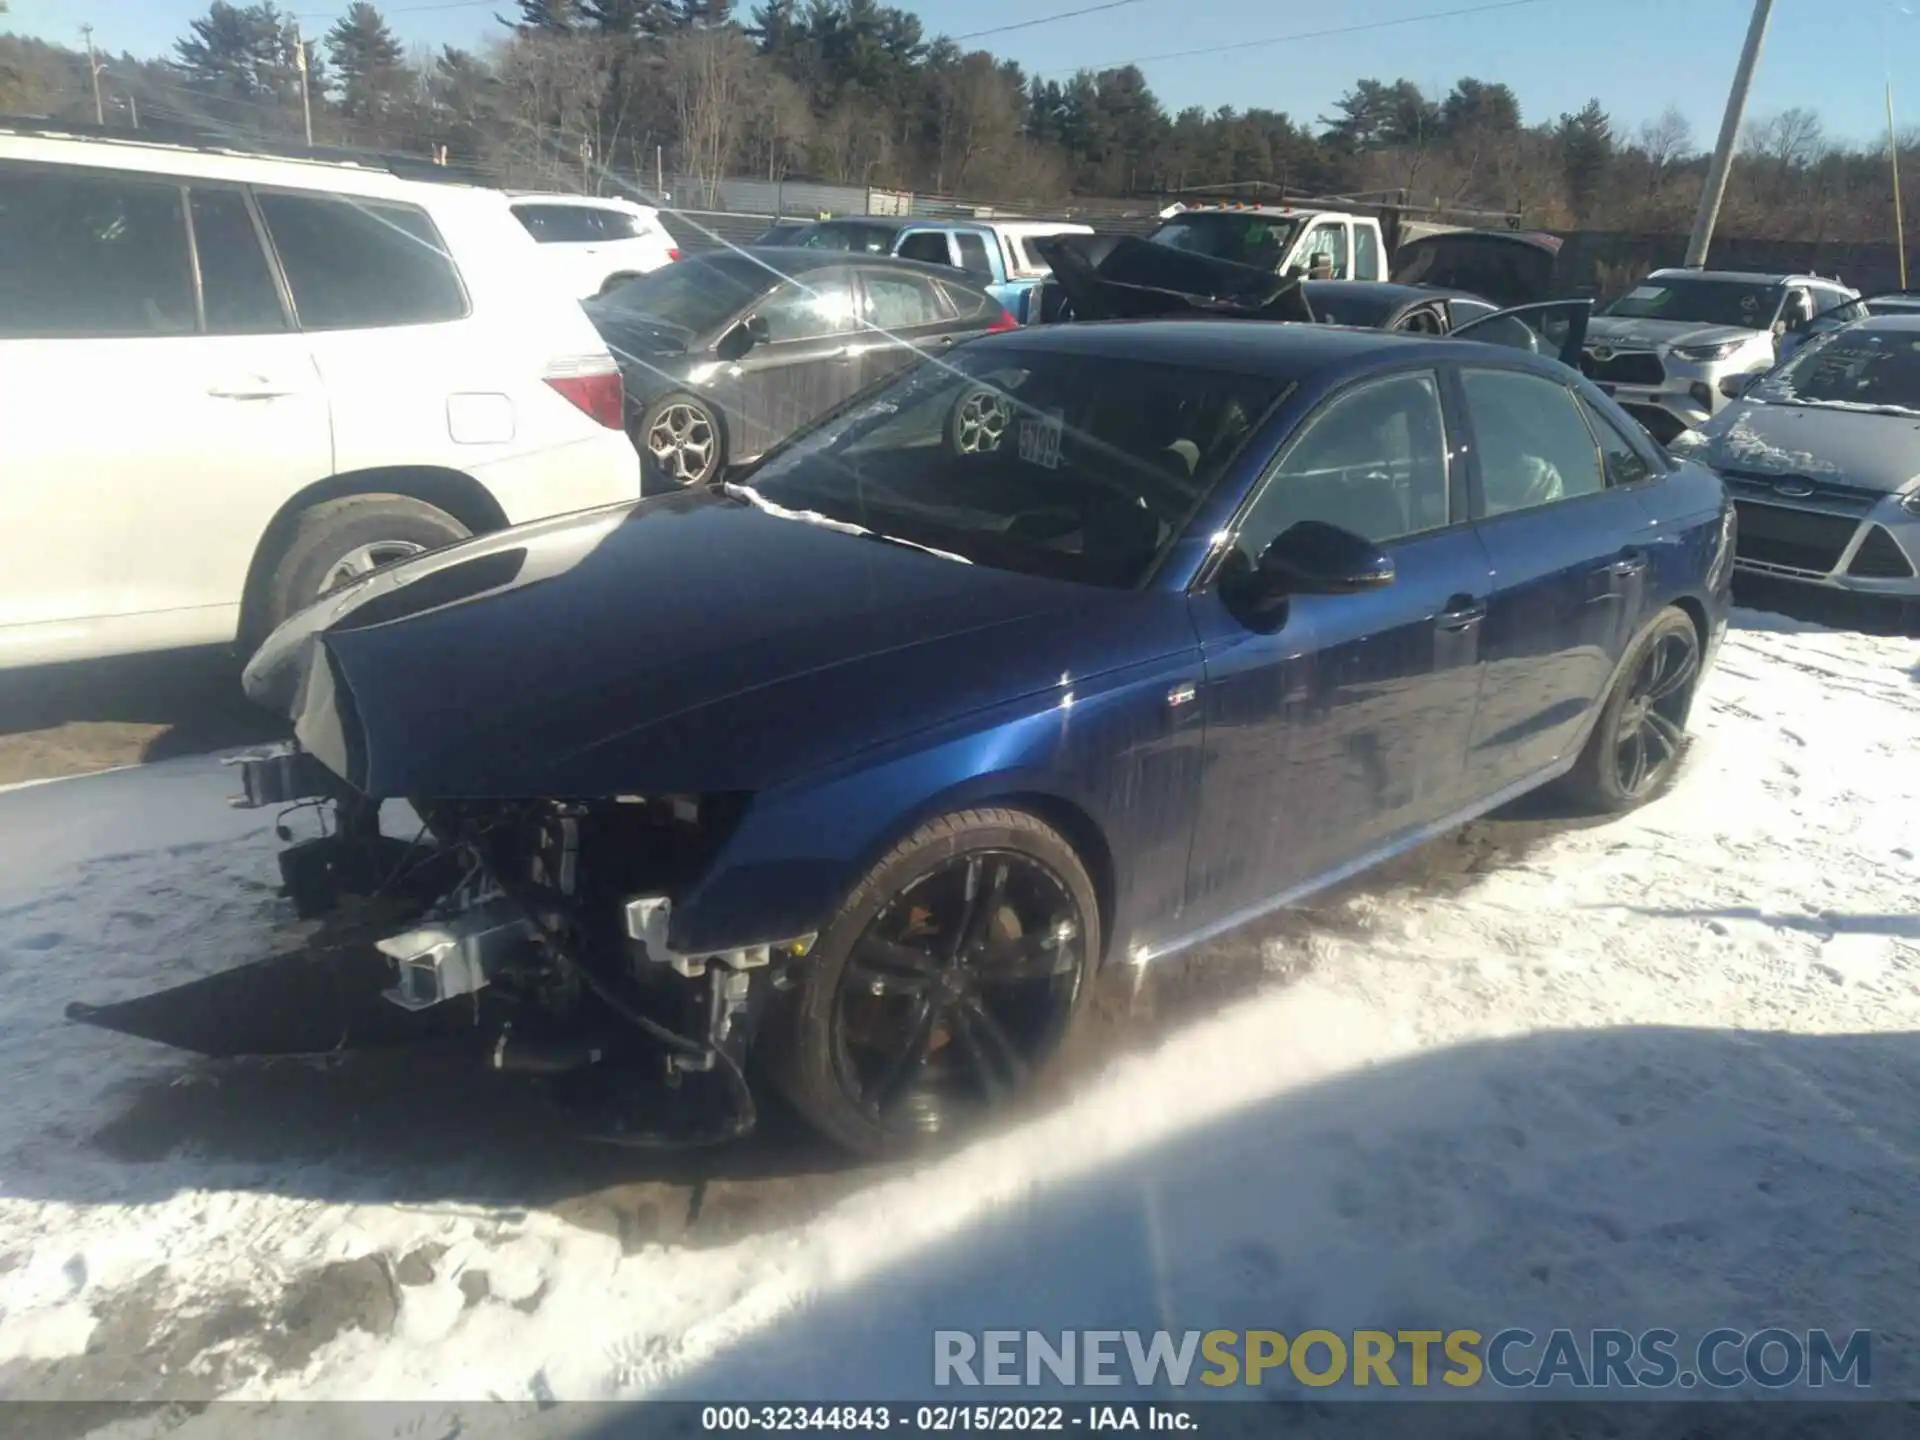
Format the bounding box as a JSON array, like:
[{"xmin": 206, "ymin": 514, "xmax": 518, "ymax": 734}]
[{"xmin": 89, "ymin": 319, "xmax": 1735, "ymax": 1157}]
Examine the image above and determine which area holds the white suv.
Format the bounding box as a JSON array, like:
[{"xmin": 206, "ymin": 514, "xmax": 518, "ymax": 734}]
[
  {"xmin": 509, "ymin": 192, "xmax": 681, "ymax": 298},
  {"xmin": 0, "ymin": 125, "xmax": 642, "ymax": 671}
]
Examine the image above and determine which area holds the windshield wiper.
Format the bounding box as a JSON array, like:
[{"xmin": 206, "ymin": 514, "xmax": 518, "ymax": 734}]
[{"xmin": 722, "ymin": 482, "xmax": 973, "ymax": 564}]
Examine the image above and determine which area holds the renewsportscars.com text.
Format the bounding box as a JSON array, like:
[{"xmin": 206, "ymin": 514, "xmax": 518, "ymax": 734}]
[{"xmin": 932, "ymin": 1328, "xmax": 1872, "ymax": 1391}]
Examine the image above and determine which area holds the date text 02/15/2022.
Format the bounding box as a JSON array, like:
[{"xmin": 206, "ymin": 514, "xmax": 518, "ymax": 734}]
[{"xmin": 700, "ymin": 1405, "xmax": 1197, "ymax": 1432}]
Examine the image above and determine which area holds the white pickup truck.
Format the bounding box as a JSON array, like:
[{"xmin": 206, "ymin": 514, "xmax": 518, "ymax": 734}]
[{"xmin": 1144, "ymin": 202, "xmax": 1390, "ymax": 281}]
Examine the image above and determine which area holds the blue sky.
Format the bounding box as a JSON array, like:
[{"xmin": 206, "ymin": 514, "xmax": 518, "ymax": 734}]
[{"xmin": 9, "ymin": 0, "xmax": 1913, "ymax": 147}]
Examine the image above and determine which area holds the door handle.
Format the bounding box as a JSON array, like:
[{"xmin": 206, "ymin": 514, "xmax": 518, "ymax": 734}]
[
  {"xmin": 207, "ymin": 378, "xmax": 294, "ymax": 400},
  {"xmin": 937, "ymin": 335, "xmax": 957, "ymax": 348},
  {"xmin": 1435, "ymin": 594, "xmax": 1487, "ymax": 631},
  {"xmin": 1606, "ymin": 547, "xmax": 1649, "ymax": 577}
]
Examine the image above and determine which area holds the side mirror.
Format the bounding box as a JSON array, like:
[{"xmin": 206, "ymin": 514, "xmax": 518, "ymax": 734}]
[
  {"xmin": 1227, "ymin": 520, "xmax": 1395, "ymax": 621},
  {"xmin": 1719, "ymin": 372, "xmax": 1756, "ymax": 400},
  {"xmin": 716, "ymin": 315, "xmax": 768, "ymax": 361}
]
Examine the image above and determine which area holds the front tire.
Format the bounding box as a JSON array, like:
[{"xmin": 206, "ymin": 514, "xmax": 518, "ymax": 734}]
[
  {"xmin": 255, "ymin": 494, "xmax": 470, "ymax": 643},
  {"xmin": 635, "ymin": 393, "xmax": 723, "ymax": 492},
  {"xmin": 1560, "ymin": 607, "xmax": 1703, "ymax": 814},
  {"xmin": 763, "ymin": 808, "xmax": 1100, "ymax": 1157}
]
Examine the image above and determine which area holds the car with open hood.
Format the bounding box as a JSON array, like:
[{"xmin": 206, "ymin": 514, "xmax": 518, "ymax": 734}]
[
  {"xmin": 1671, "ymin": 311, "xmax": 1920, "ymax": 611},
  {"xmin": 73, "ymin": 319, "xmax": 1733, "ymax": 1159}
]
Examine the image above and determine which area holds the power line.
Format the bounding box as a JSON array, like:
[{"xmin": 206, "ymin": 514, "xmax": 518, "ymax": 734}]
[
  {"xmin": 1036, "ymin": 0, "xmax": 1565, "ymax": 78},
  {"xmin": 952, "ymin": 0, "xmax": 1155, "ymax": 44}
]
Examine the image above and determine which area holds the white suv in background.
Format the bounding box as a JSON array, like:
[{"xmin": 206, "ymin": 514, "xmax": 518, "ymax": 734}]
[
  {"xmin": 509, "ymin": 192, "xmax": 681, "ymax": 298},
  {"xmin": 0, "ymin": 124, "xmax": 642, "ymax": 672}
]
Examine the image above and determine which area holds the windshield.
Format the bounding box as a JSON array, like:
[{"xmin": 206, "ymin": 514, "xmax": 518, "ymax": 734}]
[
  {"xmin": 596, "ymin": 253, "xmax": 770, "ymax": 337},
  {"xmin": 1602, "ymin": 277, "xmax": 1783, "ymax": 329},
  {"xmin": 1148, "ymin": 212, "xmax": 1302, "ymax": 270},
  {"xmin": 1751, "ymin": 325, "xmax": 1920, "ymax": 411},
  {"xmin": 743, "ymin": 346, "xmax": 1288, "ymax": 588}
]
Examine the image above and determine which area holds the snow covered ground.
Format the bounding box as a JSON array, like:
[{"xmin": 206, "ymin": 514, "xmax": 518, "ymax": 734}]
[{"xmin": 0, "ymin": 609, "xmax": 1915, "ymax": 1427}]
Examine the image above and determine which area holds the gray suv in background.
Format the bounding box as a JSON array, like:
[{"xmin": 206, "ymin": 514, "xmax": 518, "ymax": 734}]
[{"xmin": 1579, "ymin": 269, "xmax": 1859, "ymax": 445}]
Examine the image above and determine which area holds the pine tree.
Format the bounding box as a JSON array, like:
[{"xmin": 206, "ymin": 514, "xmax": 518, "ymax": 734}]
[{"xmin": 326, "ymin": 2, "xmax": 404, "ymax": 118}]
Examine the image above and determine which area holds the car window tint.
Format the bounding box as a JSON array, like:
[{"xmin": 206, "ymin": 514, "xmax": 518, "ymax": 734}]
[
  {"xmin": 189, "ymin": 188, "xmax": 286, "ymax": 334},
  {"xmin": 1353, "ymin": 224, "xmax": 1382, "ymax": 281},
  {"xmin": 897, "ymin": 232, "xmax": 953, "ymax": 267},
  {"xmin": 862, "ymin": 271, "xmax": 946, "ymax": 330},
  {"xmin": 1301, "ymin": 222, "xmax": 1348, "ymax": 278},
  {"xmin": 1576, "ymin": 395, "xmax": 1656, "ymax": 486},
  {"xmin": 1461, "ymin": 368, "xmax": 1606, "ymax": 517},
  {"xmin": 758, "ymin": 273, "xmax": 857, "ymax": 342},
  {"xmin": 0, "ymin": 167, "xmax": 196, "ymax": 338},
  {"xmin": 1234, "ymin": 371, "xmax": 1450, "ymax": 557},
  {"xmin": 954, "ymin": 232, "xmax": 994, "ymax": 278},
  {"xmin": 934, "ymin": 278, "xmax": 994, "ymax": 322},
  {"xmin": 257, "ymin": 191, "xmax": 466, "ymax": 330}
]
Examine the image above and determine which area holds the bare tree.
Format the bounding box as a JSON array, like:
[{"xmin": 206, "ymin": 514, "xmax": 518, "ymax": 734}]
[{"xmin": 662, "ymin": 24, "xmax": 754, "ymax": 206}]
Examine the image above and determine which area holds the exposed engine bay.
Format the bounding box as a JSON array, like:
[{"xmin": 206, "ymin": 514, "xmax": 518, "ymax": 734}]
[{"xmin": 66, "ymin": 743, "xmax": 815, "ymax": 1147}]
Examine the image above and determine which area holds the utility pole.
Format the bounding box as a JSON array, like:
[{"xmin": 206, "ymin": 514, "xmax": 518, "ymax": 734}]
[
  {"xmin": 128, "ymin": 93, "xmax": 138, "ymax": 129},
  {"xmin": 80, "ymin": 24, "xmax": 105, "ymax": 125},
  {"xmin": 294, "ymin": 24, "xmax": 314, "ymax": 145},
  {"xmin": 1890, "ymin": 82, "xmax": 1909, "ymax": 289},
  {"xmin": 1684, "ymin": 0, "xmax": 1775, "ymax": 268}
]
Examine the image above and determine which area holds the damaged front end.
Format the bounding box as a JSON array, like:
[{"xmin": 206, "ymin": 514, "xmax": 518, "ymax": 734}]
[{"xmin": 68, "ymin": 745, "xmax": 814, "ymax": 1147}]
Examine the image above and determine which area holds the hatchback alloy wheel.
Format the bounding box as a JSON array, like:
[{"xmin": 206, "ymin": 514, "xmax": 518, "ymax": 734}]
[
  {"xmin": 830, "ymin": 848, "xmax": 1086, "ymax": 1138},
  {"xmin": 951, "ymin": 389, "xmax": 1012, "ymax": 454},
  {"xmin": 318, "ymin": 539, "xmax": 429, "ymax": 596},
  {"xmin": 646, "ymin": 400, "xmax": 719, "ymax": 485}
]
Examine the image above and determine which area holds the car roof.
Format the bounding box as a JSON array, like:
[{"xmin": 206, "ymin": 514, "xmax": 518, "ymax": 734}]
[
  {"xmin": 510, "ymin": 191, "xmax": 653, "ymax": 211},
  {"xmin": 1645, "ymin": 268, "xmax": 1831, "ymax": 286},
  {"xmin": 686, "ymin": 246, "xmax": 994, "ymax": 287},
  {"xmin": 962, "ymin": 318, "xmax": 1415, "ymax": 374},
  {"xmin": 1844, "ymin": 311, "xmax": 1920, "ymax": 331}
]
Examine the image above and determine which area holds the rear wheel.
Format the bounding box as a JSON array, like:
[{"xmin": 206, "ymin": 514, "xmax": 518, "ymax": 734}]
[
  {"xmin": 255, "ymin": 494, "xmax": 469, "ymax": 643},
  {"xmin": 763, "ymin": 808, "xmax": 1099, "ymax": 1157},
  {"xmin": 635, "ymin": 392, "xmax": 723, "ymax": 491},
  {"xmin": 1560, "ymin": 607, "xmax": 1702, "ymax": 813}
]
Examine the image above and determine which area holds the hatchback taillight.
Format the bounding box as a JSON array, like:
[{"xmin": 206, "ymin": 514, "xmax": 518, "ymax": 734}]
[
  {"xmin": 545, "ymin": 368, "xmax": 625, "ymax": 429},
  {"xmin": 987, "ymin": 309, "xmax": 1019, "ymax": 332},
  {"xmin": 667, "ymin": 248, "xmax": 683, "ymax": 262}
]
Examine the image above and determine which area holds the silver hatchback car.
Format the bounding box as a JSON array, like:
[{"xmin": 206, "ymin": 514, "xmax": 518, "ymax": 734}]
[{"xmin": 1673, "ymin": 313, "xmax": 1920, "ymax": 611}]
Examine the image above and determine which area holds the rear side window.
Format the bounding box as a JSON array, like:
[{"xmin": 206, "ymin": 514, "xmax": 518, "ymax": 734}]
[
  {"xmin": 897, "ymin": 231, "xmax": 954, "ymax": 267},
  {"xmin": 860, "ymin": 271, "xmax": 948, "ymax": 329},
  {"xmin": 257, "ymin": 190, "xmax": 466, "ymax": 330},
  {"xmin": 0, "ymin": 167, "xmax": 196, "ymax": 338},
  {"xmin": 1354, "ymin": 224, "xmax": 1382, "ymax": 281},
  {"xmin": 1576, "ymin": 395, "xmax": 1657, "ymax": 486},
  {"xmin": 1461, "ymin": 368, "xmax": 1606, "ymax": 517},
  {"xmin": 954, "ymin": 232, "xmax": 994, "ymax": 278},
  {"xmin": 935, "ymin": 278, "xmax": 995, "ymax": 322},
  {"xmin": 190, "ymin": 188, "xmax": 286, "ymax": 334},
  {"xmin": 514, "ymin": 204, "xmax": 640, "ymax": 243}
]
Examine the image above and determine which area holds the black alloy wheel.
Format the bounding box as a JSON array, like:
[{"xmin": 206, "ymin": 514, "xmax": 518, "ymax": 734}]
[
  {"xmin": 1563, "ymin": 606, "xmax": 1702, "ymax": 813},
  {"xmin": 763, "ymin": 808, "xmax": 1100, "ymax": 1157}
]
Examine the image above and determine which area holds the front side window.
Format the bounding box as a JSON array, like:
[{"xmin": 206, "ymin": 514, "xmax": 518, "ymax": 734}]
[
  {"xmin": 1300, "ymin": 221, "xmax": 1348, "ymax": 278},
  {"xmin": 1230, "ymin": 371, "xmax": 1450, "ymax": 565},
  {"xmin": 1461, "ymin": 368, "xmax": 1605, "ymax": 517},
  {"xmin": 743, "ymin": 347, "xmax": 1287, "ymax": 588},
  {"xmin": 190, "ymin": 188, "xmax": 286, "ymax": 334},
  {"xmin": 0, "ymin": 167, "xmax": 195, "ymax": 338},
  {"xmin": 756, "ymin": 272, "xmax": 857, "ymax": 342},
  {"xmin": 257, "ymin": 191, "xmax": 466, "ymax": 330}
]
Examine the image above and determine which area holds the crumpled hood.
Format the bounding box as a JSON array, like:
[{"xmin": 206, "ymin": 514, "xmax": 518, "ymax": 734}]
[
  {"xmin": 1690, "ymin": 399, "xmax": 1920, "ymax": 492},
  {"xmin": 245, "ymin": 489, "xmax": 1180, "ymax": 800},
  {"xmin": 1586, "ymin": 316, "xmax": 1762, "ymax": 350}
]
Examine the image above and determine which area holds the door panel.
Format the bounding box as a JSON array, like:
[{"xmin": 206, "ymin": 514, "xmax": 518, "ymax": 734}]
[
  {"xmin": 707, "ymin": 269, "xmax": 862, "ymax": 461},
  {"xmin": 1181, "ymin": 369, "xmax": 1488, "ymax": 932},
  {"xmin": 1455, "ymin": 365, "xmax": 1659, "ymax": 792}
]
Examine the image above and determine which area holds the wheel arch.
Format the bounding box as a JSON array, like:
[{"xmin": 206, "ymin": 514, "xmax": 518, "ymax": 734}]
[{"xmin": 238, "ymin": 466, "xmax": 509, "ymax": 647}]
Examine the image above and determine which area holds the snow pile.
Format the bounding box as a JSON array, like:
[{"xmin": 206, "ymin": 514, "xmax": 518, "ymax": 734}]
[{"xmin": 0, "ymin": 610, "xmax": 1915, "ymax": 1412}]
